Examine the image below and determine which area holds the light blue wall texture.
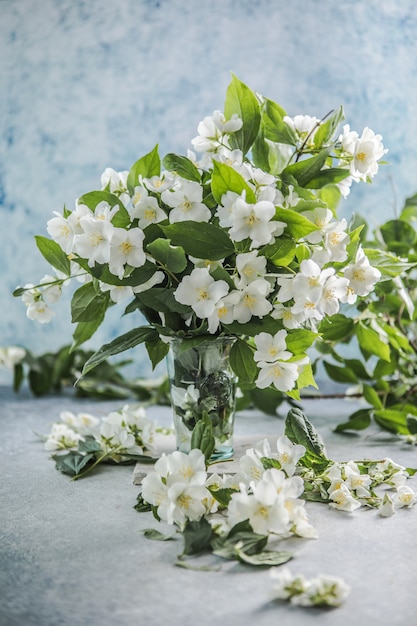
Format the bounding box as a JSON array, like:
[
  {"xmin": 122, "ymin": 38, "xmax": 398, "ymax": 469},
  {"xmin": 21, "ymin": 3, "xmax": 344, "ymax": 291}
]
[{"xmin": 2, "ymin": 0, "xmax": 417, "ymax": 379}]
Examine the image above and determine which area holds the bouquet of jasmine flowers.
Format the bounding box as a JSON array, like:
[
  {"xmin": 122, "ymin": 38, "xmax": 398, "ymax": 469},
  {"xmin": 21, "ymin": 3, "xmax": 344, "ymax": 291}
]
[{"xmin": 15, "ymin": 74, "xmax": 386, "ymax": 399}]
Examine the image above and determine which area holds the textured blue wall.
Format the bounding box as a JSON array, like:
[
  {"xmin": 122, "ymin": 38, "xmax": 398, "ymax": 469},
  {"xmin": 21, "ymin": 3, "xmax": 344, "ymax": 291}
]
[{"xmin": 2, "ymin": 0, "xmax": 417, "ymax": 378}]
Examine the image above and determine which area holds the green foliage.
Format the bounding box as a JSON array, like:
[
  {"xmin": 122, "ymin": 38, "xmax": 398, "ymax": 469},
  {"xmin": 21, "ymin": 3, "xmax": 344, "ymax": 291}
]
[{"xmin": 313, "ymin": 193, "xmax": 417, "ymax": 439}]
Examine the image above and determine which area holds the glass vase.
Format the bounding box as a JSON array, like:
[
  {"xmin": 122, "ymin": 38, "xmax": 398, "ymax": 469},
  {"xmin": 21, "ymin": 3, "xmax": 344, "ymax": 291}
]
[{"xmin": 166, "ymin": 336, "xmax": 237, "ymax": 461}]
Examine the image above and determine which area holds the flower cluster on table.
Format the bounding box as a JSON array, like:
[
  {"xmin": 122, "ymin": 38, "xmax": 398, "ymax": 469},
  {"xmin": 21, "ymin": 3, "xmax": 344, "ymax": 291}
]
[
  {"xmin": 14, "ymin": 74, "xmax": 387, "ymax": 400},
  {"xmin": 40, "ymin": 402, "xmax": 416, "ymax": 608}
]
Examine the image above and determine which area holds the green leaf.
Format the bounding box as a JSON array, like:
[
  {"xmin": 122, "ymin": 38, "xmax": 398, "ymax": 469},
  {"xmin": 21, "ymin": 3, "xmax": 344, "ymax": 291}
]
[
  {"xmin": 127, "ymin": 145, "xmax": 161, "ymax": 194},
  {"xmin": 161, "ymin": 222, "xmax": 235, "ymax": 260},
  {"xmin": 162, "ymin": 153, "xmax": 201, "ymax": 182},
  {"xmin": 71, "ymin": 282, "xmax": 110, "ymax": 323},
  {"xmin": 73, "ymin": 258, "xmax": 158, "ymax": 288},
  {"xmin": 71, "ymin": 314, "xmax": 107, "ymax": 351},
  {"xmin": 356, "ymin": 323, "xmax": 390, "ymax": 362},
  {"xmin": 181, "ymin": 518, "xmax": 213, "ymax": 556},
  {"xmin": 234, "ymin": 546, "xmax": 293, "ymax": 567},
  {"xmin": 262, "ymin": 238, "xmax": 295, "ymax": 266},
  {"xmin": 146, "ymin": 238, "xmax": 187, "ymax": 273},
  {"xmin": 373, "ymin": 409, "xmax": 409, "ymax": 434},
  {"xmin": 78, "ymin": 437, "xmax": 102, "ymax": 453},
  {"xmin": 306, "ymin": 167, "xmax": 350, "ymax": 189},
  {"xmin": 230, "ymin": 339, "xmax": 257, "ymax": 384},
  {"xmin": 313, "ymin": 105, "xmax": 344, "ymax": 147},
  {"xmin": 190, "ymin": 413, "xmax": 215, "ymax": 463},
  {"xmin": 275, "ymin": 207, "xmax": 319, "ymax": 239},
  {"xmin": 362, "ymin": 384, "xmax": 383, "ymax": 409},
  {"xmin": 145, "ymin": 338, "xmax": 170, "ymax": 370},
  {"xmin": 364, "ymin": 248, "xmax": 416, "ymax": 278},
  {"xmin": 81, "ymin": 326, "xmax": 158, "ymax": 375},
  {"xmin": 133, "ymin": 493, "xmax": 152, "ymax": 512},
  {"xmin": 52, "ymin": 451, "xmax": 96, "ymax": 477},
  {"xmin": 334, "ymin": 409, "xmax": 372, "ymax": 433},
  {"xmin": 212, "ymin": 521, "xmax": 268, "ymax": 559},
  {"xmin": 211, "ymin": 160, "xmax": 257, "ymax": 204},
  {"xmin": 380, "ymin": 219, "xmax": 416, "ymax": 251},
  {"xmin": 282, "ymin": 147, "xmax": 331, "ymax": 187},
  {"xmin": 285, "ymin": 408, "xmax": 329, "ymax": 469},
  {"xmin": 77, "ymin": 191, "xmax": 130, "ymax": 228},
  {"xmin": 143, "ymin": 528, "xmax": 176, "ymax": 541},
  {"xmin": 35, "ymin": 235, "xmax": 71, "ymax": 275},
  {"xmin": 136, "ymin": 288, "xmax": 190, "ymax": 314},
  {"xmin": 406, "ymin": 415, "xmax": 417, "ymax": 435},
  {"xmin": 249, "ymin": 387, "xmax": 284, "ymax": 416},
  {"xmin": 224, "ymin": 74, "xmax": 261, "ymax": 155},
  {"xmin": 285, "ymin": 329, "xmax": 318, "ymax": 354},
  {"xmin": 261, "ymin": 98, "xmax": 297, "ymax": 145},
  {"xmin": 318, "ymin": 314, "xmax": 354, "ymax": 341},
  {"xmin": 207, "ymin": 487, "xmax": 236, "ymax": 507},
  {"xmin": 323, "ymin": 361, "xmax": 358, "ymax": 384}
]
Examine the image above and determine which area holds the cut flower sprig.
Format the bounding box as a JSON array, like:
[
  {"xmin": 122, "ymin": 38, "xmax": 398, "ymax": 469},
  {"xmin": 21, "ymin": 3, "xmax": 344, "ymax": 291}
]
[{"xmin": 14, "ymin": 74, "xmax": 389, "ymax": 399}]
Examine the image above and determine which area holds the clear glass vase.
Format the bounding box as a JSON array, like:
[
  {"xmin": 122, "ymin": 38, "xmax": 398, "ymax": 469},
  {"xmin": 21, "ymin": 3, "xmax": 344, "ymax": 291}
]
[{"xmin": 166, "ymin": 336, "xmax": 237, "ymax": 461}]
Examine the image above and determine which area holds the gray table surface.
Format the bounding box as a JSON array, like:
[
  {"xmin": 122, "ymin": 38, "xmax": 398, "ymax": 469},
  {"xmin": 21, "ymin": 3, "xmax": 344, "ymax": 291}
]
[{"xmin": 1, "ymin": 385, "xmax": 417, "ymax": 626}]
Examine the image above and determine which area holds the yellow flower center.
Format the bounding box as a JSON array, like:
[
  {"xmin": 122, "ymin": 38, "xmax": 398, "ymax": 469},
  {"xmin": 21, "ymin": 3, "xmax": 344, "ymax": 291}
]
[
  {"xmin": 177, "ymin": 494, "xmax": 192, "ymax": 509},
  {"xmin": 356, "ymin": 151, "xmax": 367, "ymax": 162},
  {"xmin": 198, "ymin": 288, "xmax": 209, "ymax": 300},
  {"xmin": 120, "ymin": 241, "xmax": 134, "ymax": 254},
  {"xmin": 144, "ymin": 209, "xmax": 156, "ymax": 221}
]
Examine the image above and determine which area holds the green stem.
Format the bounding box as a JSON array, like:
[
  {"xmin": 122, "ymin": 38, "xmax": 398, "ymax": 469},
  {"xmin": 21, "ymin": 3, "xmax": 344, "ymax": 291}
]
[{"xmin": 72, "ymin": 444, "xmax": 125, "ymax": 481}]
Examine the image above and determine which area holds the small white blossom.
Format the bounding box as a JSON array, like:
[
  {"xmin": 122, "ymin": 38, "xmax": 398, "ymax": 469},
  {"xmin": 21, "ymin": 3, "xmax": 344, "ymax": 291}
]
[
  {"xmin": 343, "ymin": 247, "xmax": 381, "ymax": 297},
  {"xmin": 0, "ymin": 346, "xmax": 26, "ymax": 369},
  {"xmin": 44, "ymin": 423, "xmax": 83, "ymax": 451},
  {"xmin": 108, "ymin": 227, "xmax": 146, "ymax": 279},
  {"xmin": 173, "ymin": 267, "xmax": 229, "ymax": 319},
  {"xmin": 162, "ymin": 179, "xmax": 211, "ymax": 223}
]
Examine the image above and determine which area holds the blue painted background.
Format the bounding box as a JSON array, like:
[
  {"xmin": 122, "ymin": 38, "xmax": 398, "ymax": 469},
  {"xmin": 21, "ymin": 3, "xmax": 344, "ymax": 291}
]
[{"xmin": 2, "ymin": 0, "xmax": 417, "ymax": 380}]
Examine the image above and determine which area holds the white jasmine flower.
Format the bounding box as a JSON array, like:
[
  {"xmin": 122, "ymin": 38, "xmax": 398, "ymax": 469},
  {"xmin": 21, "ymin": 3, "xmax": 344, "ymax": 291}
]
[
  {"xmin": 292, "ymin": 259, "xmax": 336, "ymax": 305},
  {"xmin": 164, "ymin": 482, "xmax": 209, "ymax": 526},
  {"xmin": 274, "ymin": 184, "xmax": 300, "ymax": 209},
  {"xmin": 270, "ymin": 567, "xmax": 307, "ymax": 601},
  {"xmin": 60, "ymin": 410, "xmax": 100, "ymax": 435},
  {"xmin": 141, "ymin": 472, "xmax": 169, "ymax": 510},
  {"xmin": 143, "ymin": 172, "xmax": 175, "ymax": 193},
  {"xmin": 271, "ymin": 304, "xmax": 304, "ymax": 329},
  {"xmin": 256, "ymin": 360, "xmax": 300, "ymax": 392},
  {"xmin": 165, "ymin": 449, "xmax": 207, "ymax": 486},
  {"xmin": 343, "ymin": 461, "xmax": 372, "ymax": 497},
  {"xmin": 378, "ymin": 493, "xmax": 396, "ymax": 518},
  {"xmin": 74, "ymin": 216, "xmax": 114, "ymax": 266},
  {"xmin": 274, "ymin": 435, "xmax": 306, "ymax": 477},
  {"xmin": 0, "ymin": 346, "xmax": 26, "ymax": 369},
  {"xmin": 47, "ymin": 212, "xmax": 76, "ymax": 253},
  {"xmin": 343, "ymin": 247, "xmax": 381, "ymax": 296},
  {"xmin": 108, "ymin": 227, "xmax": 146, "ymax": 279},
  {"xmin": 216, "ymin": 190, "xmax": 243, "ymax": 228},
  {"xmin": 233, "ymin": 278, "xmax": 273, "ymax": 323},
  {"xmin": 100, "ymin": 167, "xmax": 128, "ymax": 193},
  {"xmin": 316, "ymin": 274, "xmax": 350, "ymax": 317},
  {"xmin": 392, "ymin": 485, "xmax": 417, "ymax": 509},
  {"xmin": 39, "ymin": 275, "xmax": 63, "ymax": 304},
  {"xmin": 26, "ymin": 299, "xmax": 55, "ymax": 323},
  {"xmin": 162, "ymin": 180, "xmax": 211, "ymax": 223},
  {"xmin": 239, "ymin": 447, "xmax": 265, "ymax": 483},
  {"xmin": 207, "ymin": 291, "xmax": 240, "ymax": 334},
  {"xmin": 228, "ymin": 197, "xmax": 285, "ymax": 248},
  {"xmin": 303, "ymin": 208, "xmax": 334, "ymax": 244},
  {"xmin": 100, "ymin": 283, "xmax": 134, "ymax": 303},
  {"xmin": 131, "ymin": 195, "xmax": 167, "ymax": 228},
  {"xmin": 173, "ymin": 267, "xmax": 229, "ymax": 319},
  {"xmin": 323, "ymin": 221, "xmax": 350, "ymax": 262},
  {"xmin": 293, "ymin": 574, "xmax": 350, "ymax": 607},
  {"xmin": 284, "ymin": 114, "xmax": 320, "ymax": 145},
  {"xmin": 328, "ymin": 483, "xmax": 361, "ymax": 512},
  {"xmin": 130, "ymin": 183, "xmax": 149, "ymax": 207},
  {"xmin": 44, "ymin": 423, "xmax": 82, "ymax": 451},
  {"xmin": 351, "ymin": 127, "xmax": 387, "ymax": 181},
  {"xmin": 191, "ymin": 110, "xmax": 242, "ymax": 153},
  {"xmin": 235, "ymin": 251, "xmax": 267, "ymax": 287},
  {"xmin": 254, "ymin": 330, "xmax": 292, "ymax": 364}
]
